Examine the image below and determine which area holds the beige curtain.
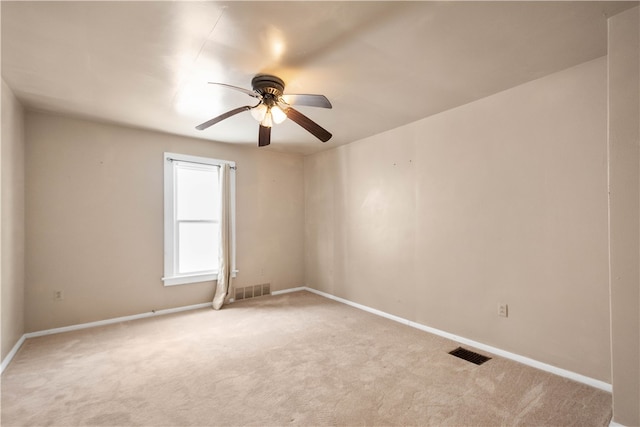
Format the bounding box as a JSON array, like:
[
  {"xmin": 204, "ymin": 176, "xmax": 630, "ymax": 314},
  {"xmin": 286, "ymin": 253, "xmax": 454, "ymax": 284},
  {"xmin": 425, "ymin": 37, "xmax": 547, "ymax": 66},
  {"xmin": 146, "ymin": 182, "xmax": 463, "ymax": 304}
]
[{"xmin": 212, "ymin": 163, "xmax": 232, "ymax": 310}]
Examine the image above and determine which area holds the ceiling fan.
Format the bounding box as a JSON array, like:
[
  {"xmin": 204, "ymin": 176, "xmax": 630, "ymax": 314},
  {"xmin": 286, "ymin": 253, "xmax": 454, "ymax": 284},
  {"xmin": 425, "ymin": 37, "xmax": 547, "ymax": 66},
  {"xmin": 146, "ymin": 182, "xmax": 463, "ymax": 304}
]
[{"xmin": 195, "ymin": 74, "xmax": 332, "ymax": 147}]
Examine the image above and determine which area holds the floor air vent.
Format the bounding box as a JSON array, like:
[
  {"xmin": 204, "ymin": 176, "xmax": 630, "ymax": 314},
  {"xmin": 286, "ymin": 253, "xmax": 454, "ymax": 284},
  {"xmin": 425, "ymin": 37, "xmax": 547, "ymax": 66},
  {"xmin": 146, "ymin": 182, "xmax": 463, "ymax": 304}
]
[{"xmin": 449, "ymin": 347, "xmax": 491, "ymax": 365}]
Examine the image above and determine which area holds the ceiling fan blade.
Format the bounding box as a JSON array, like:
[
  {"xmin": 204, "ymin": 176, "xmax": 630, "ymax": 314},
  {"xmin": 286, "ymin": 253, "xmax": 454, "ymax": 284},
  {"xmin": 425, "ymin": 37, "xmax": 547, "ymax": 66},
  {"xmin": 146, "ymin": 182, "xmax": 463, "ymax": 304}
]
[
  {"xmin": 258, "ymin": 125, "xmax": 271, "ymax": 147},
  {"xmin": 282, "ymin": 94, "xmax": 332, "ymax": 109},
  {"xmin": 284, "ymin": 107, "xmax": 332, "ymax": 142},
  {"xmin": 208, "ymin": 82, "xmax": 259, "ymax": 98},
  {"xmin": 195, "ymin": 106, "xmax": 252, "ymax": 130}
]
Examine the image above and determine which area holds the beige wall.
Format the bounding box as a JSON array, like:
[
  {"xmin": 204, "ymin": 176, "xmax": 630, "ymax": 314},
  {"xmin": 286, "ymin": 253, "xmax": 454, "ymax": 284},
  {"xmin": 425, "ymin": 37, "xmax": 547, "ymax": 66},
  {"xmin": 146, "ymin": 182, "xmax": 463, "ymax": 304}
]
[
  {"xmin": 608, "ymin": 6, "xmax": 640, "ymax": 426},
  {"xmin": 1, "ymin": 80, "xmax": 26, "ymax": 360},
  {"xmin": 305, "ymin": 57, "xmax": 611, "ymax": 381},
  {"xmin": 25, "ymin": 112, "xmax": 305, "ymax": 332}
]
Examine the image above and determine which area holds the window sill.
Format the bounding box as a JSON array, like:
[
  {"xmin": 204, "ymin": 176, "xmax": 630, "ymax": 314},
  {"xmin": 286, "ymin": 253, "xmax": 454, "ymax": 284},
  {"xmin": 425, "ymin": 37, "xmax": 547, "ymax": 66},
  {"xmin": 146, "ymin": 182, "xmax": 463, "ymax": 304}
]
[{"xmin": 162, "ymin": 270, "xmax": 238, "ymax": 287}]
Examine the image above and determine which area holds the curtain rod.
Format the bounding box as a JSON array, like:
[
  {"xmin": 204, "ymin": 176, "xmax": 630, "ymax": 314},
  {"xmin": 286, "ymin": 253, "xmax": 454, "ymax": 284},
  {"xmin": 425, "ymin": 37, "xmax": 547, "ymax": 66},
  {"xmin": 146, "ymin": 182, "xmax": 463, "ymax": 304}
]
[{"xmin": 166, "ymin": 157, "xmax": 237, "ymax": 170}]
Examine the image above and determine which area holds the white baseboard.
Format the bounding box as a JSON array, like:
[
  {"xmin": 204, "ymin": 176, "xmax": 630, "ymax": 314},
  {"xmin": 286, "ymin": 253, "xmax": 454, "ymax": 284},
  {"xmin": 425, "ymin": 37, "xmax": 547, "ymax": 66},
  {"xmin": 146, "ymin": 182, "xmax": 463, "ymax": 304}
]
[
  {"xmin": 272, "ymin": 286, "xmax": 307, "ymax": 296},
  {"xmin": 25, "ymin": 302, "xmax": 212, "ymax": 339},
  {"xmin": 297, "ymin": 286, "xmax": 612, "ymax": 393},
  {"xmin": 0, "ymin": 334, "xmax": 26, "ymax": 375},
  {"xmin": 610, "ymin": 421, "xmax": 626, "ymax": 427}
]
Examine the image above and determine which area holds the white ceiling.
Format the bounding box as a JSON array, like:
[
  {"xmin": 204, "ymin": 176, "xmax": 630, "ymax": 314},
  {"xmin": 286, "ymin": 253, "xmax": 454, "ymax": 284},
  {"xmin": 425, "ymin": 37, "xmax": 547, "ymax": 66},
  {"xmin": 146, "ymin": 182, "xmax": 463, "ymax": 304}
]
[{"xmin": 2, "ymin": 1, "xmax": 637, "ymax": 155}]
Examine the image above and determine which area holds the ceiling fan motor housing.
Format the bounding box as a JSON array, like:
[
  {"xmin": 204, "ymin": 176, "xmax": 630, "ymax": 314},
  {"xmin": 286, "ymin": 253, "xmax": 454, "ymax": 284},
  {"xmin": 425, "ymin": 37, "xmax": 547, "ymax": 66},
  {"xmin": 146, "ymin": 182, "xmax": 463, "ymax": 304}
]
[{"xmin": 251, "ymin": 74, "xmax": 285, "ymax": 98}]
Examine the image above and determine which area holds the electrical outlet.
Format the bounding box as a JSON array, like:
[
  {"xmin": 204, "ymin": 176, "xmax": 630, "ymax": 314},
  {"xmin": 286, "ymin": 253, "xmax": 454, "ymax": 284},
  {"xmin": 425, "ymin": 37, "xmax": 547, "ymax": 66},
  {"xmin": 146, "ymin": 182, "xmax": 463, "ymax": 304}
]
[
  {"xmin": 498, "ymin": 303, "xmax": 508, "ymax": 317},
  {"xmin": 53, "ymin": 290, "xmax": 64, "ymax": 301}
]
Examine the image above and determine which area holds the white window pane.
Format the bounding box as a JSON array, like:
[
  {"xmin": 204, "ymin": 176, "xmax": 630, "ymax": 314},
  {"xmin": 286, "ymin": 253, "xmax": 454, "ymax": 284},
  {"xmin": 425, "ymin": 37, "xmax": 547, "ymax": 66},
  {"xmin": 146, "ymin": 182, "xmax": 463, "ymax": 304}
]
[
  {"xmin": 178, "ymin": 222, "xmax": 219, "ymax": 274},
  {"xmin": 176, "ymin": 166, "xmax": 219, "ymax": 221}
]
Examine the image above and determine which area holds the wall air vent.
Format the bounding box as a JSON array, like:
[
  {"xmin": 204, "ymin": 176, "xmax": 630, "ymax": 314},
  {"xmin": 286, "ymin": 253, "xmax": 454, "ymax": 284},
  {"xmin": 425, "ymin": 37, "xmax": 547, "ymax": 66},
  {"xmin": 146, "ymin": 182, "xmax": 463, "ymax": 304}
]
[
  {"xmin": 449, "ymin": 347, "xmax": 491, "ymax": 365},
  {"xmin": 234, "ymin": 283, "xmax": 270, "ymax": 301}
]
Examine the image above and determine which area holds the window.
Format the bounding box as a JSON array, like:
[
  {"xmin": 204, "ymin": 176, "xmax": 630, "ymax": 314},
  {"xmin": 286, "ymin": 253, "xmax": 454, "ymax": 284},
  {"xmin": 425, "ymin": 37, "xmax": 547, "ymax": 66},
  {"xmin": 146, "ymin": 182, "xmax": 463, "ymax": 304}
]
[{"xmin": 163, "ymin": 152, "xmax": 236, "ymax": 286}]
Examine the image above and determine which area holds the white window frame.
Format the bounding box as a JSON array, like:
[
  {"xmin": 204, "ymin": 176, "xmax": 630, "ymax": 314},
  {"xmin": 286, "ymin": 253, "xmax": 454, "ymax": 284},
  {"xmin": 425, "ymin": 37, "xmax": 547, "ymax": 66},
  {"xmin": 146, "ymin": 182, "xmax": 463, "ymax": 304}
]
[{"xmin": 162, "ymin": 152, "xmax": 237, "ymax": 286}]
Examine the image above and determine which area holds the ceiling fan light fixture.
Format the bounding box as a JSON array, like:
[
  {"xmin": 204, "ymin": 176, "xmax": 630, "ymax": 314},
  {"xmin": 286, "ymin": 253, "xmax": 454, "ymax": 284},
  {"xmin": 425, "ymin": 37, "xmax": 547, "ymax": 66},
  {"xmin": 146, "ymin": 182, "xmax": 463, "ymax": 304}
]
[
  {"xmin": 250, "ymin": 103, "xmax": 268, "ymax": 122},
  {"xmin": 260, "ymin": 111, "xmax": 273, "ymax": 128},
  {"xmin": 271, "ymin": 105, "xmax": 287, "ymax": 124}
]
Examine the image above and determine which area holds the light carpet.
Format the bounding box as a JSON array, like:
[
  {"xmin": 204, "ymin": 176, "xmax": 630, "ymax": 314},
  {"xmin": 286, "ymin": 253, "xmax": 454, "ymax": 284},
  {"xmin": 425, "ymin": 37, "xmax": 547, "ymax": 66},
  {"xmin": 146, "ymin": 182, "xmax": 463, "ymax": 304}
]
[{"xmin": 1, "ymin": 291, "xmax": 612, "ymax": 426}]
